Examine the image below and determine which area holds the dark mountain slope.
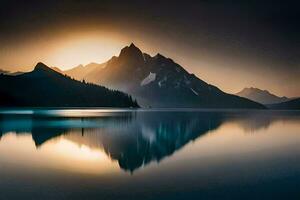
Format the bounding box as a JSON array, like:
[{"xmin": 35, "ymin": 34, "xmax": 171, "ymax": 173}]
[
  {"xmin": 0, "ymin": 62, "xmax": 138, "ymax": 107},
  {"xmin": 267, "ymin": 98, "xmax": 300, "ymax": 110}
]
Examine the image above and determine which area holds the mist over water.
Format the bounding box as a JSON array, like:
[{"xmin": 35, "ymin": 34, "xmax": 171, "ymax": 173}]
[{"xmin": 0, "ymin": 109, "xmax": 299, "ymax": 199}]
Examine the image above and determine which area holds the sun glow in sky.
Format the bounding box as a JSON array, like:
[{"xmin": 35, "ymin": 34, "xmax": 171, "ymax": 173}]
[
  {"xmin": 0, "ymin": 30, "xmax": 135, "ymax": 71},
  {"xmin": 47, "ymin": 35, "xmax": 125, "ymax": 70}
]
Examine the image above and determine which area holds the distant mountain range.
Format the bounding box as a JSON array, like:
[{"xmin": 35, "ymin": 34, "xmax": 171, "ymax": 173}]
[
  {"xmin": 0, "ymin": 62, "xmax": 138, "ymax": 107},
  {"xmin": 0, "ymin": 69, "xmax": 24, "ymax": 76},
  {"xmin": 64, "ymin": 62, "xmax": 107, "ymax": 81},
  {"xmin": 236, "ymin": 87, "xmax": 290, "ymax": 104},
  {"xmin": 267, "ymin": 98, "xmax": 300, "ymax": 110},
  {"xmin": 62, "ymin": 43, "xmax": 264, "ymax": 109},
  {"xmin": 0, "ymin": 69, "xmax": 8, "ymax": 74}
]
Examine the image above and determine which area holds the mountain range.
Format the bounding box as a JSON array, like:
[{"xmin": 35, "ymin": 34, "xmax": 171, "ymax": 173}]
[
  {"xmin": 2, "ymin": 43, "xmax": 297, "ymax": 109},
  {"xmin": 236, "ymin": 87, "xmax": 290, "ymax": 105},
  {"xmin": 0, "ymin": 62, "xmax": 138, "ymax": 107},
  {"xmin": 62, "ymin": 43, "xmax": 265, "ymax": 109}
]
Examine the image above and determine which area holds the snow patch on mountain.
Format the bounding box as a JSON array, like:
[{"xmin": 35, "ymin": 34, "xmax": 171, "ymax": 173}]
[
  {"xmin": 158, "ymin": 76, "xmax": 167, "ymax": 88},
  {"xmin": 190, "ymin": 88, "xmax": 199, "ymax": 96},
  {"xmin": 141, "ymin": 72, "xmax": 156, "ymax": 86}
]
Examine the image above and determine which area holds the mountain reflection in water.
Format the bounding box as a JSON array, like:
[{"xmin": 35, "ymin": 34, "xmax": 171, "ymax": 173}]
[{"xmin": 0, "ymin": 110, "xmax": 299, "ymax": 172}]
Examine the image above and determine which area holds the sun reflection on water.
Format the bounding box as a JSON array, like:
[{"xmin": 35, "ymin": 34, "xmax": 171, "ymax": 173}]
[{"xmin": 0, "ymin": 133, "xmax": 119, "ymax": 175}]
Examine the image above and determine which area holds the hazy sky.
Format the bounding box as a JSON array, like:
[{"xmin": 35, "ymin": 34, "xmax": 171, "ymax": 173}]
[{"xmin": 0, "ymin": 0, "xmax": 299, "ymax": 96}]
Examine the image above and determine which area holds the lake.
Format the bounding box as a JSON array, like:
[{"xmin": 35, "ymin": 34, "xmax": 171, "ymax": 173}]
[{"xmin": 0, "ymin": 109, "xmax": 299, "ymax": 200}]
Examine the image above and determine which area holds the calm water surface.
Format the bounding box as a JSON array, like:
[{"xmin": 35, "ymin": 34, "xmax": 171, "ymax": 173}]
[{"xmin": 0, "ymin": 109, "xmax": 299, "ymax": 200}]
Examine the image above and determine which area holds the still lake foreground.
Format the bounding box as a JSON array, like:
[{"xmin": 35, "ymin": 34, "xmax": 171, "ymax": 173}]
[{"xmin": 0, "ymin": 109, "xmax": 299, "ymax": 200}]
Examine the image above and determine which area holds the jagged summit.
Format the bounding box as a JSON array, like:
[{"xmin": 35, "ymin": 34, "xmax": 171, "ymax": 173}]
[
  {"xmin": 31, "ymin": 62, "xmax": 60, "ymax": 76},
  {"xmin": 118, "ymin": 43, "xmax": 144, "ymax": 64},
  {"xmin": 155, "ymin": 53, "xmax": 165, "ymax": 58},
  {"xmin": 120, "ymin": 43, "xmax": 141, "ymax": 53},
  {"xmin": 129, "ymin": 42, "xmax": 137, "ymax": 48},
  {"xmin": 34, "ymin": 62, "xmax": 49, "ymax": 70}
]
